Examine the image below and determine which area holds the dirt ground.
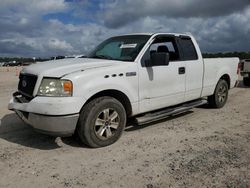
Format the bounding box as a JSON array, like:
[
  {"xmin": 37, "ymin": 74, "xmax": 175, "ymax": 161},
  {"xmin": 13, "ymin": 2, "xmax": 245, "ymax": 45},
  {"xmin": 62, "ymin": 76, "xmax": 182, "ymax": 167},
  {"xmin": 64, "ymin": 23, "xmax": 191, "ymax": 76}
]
[{"xmin": 0, "ymin": 67, "xmax": 249, "ymax": 188}]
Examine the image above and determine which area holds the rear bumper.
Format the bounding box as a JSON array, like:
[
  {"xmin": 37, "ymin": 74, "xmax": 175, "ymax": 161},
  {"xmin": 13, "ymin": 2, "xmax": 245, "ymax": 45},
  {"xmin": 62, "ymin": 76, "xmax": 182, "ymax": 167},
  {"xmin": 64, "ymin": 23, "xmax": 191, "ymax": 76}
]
[{"xmin": 15, "ymin": 110, "xmax": 79, "ymax": 137}]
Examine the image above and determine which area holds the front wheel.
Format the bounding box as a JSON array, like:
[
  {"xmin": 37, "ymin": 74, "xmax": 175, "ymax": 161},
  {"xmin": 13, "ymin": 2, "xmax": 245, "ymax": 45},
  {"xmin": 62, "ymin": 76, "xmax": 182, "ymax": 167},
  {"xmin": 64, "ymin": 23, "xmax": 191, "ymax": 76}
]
[
  {"xmin": 77, "ymin": 97, "xmax": 127, "ymax": 148},
  {"xmin": 208, "ymin": 79, "xmax": 229, "ymax": 108}
]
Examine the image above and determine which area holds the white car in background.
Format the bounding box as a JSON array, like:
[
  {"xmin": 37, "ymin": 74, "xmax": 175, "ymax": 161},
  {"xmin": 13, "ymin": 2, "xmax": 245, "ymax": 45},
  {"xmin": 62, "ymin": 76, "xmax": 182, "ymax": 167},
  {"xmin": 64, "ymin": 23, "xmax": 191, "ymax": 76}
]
[{"xmin": 52, "ymin": 55, "xmax": 86, "ymax": 60}]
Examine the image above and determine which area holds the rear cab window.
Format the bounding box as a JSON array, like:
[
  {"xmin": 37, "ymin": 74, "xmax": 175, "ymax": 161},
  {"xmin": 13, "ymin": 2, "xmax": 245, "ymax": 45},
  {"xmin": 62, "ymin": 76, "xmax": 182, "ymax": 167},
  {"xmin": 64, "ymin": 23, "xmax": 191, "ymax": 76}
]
[{"xmin": 178, "ymin": 36, "xmax": 198, "ymax": 61}]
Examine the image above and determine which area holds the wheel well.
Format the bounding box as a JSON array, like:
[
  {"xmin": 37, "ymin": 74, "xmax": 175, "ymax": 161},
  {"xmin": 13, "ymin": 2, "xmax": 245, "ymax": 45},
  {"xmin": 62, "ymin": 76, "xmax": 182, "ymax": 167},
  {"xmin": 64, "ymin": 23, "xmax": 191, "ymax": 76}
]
[
  {"xmin": 220, "ymin": 74, "xmax": 230, "ymax": 88},
  {"xmin": 85, "ymin": 90, "xmax": 132, "ymax": 117}
]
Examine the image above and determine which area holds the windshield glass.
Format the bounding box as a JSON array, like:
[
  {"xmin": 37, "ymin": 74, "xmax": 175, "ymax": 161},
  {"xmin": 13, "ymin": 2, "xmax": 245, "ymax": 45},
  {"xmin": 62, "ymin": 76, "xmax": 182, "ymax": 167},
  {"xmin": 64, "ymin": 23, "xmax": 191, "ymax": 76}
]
[{"xmin": 88, "ymin": 35, "xmax": 151, "ymax": 61}]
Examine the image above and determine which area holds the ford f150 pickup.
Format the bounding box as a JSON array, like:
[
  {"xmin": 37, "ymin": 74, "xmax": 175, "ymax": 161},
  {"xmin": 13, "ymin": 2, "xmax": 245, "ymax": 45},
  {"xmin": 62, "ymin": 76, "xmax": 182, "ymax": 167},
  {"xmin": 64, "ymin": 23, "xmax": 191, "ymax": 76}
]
[{"xmin": 9, "ymin": 33, "xmax": 239, "ymax": 147}]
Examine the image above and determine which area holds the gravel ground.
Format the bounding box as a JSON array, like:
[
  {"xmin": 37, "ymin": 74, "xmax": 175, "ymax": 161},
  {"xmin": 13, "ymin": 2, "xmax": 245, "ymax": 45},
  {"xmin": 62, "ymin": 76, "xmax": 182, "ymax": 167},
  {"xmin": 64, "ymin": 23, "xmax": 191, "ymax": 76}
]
[{"xmin": 0, "ymin": 67, "xmax": 249, "ymax": 188}]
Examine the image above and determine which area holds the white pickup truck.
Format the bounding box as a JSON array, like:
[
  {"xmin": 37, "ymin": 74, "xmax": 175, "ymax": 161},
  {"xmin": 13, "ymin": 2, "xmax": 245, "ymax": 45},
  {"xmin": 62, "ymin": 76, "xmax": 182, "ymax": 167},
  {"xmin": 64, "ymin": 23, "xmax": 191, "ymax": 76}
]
[{"xmin": 9, "ymin": 33, "xmax": 239, "ymax": 147}]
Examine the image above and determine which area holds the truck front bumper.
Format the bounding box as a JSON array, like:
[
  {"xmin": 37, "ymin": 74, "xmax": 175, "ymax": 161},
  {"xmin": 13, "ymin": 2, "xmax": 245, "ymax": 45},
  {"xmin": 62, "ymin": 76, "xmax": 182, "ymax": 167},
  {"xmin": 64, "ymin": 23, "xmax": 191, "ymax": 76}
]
[
  {"xmin": 15, "ymin": 110, "xmax": 79, "ymax": 136},
  {"xmin": 8, "ymin": 95, "xmax": 85, "ymax": 137}
]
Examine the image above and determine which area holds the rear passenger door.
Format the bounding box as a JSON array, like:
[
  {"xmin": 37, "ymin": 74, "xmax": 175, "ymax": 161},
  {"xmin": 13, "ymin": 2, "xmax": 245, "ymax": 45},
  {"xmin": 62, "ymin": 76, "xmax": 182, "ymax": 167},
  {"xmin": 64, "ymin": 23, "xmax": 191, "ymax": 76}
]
[{"xmin": 177, "ymin": 36, "xmax": 203, "ymax": 101}]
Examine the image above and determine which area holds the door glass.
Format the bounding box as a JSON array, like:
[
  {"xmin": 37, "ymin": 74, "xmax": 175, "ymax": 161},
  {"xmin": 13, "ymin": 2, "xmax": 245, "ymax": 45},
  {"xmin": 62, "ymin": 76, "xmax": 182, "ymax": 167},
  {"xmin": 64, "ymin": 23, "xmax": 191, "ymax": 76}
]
[
  {"xmin": 149, "ymin": 37, "xmax": 180, "ymax": 62},
  {"xmin": 178, "ymin": 38, "xmax": 198, "ymax": 60},
  {"xmin": 150, "ymin": 42, "xmax": 175, "ymax": 52}
]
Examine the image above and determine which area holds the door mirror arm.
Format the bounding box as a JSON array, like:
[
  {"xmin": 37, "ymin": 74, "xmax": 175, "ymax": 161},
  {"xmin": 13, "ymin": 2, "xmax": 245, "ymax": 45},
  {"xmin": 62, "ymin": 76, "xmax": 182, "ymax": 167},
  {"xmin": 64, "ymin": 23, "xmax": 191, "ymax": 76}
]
[{"xmin": 144, "ymin": 59, "xmax": 152, "ymax": 67}]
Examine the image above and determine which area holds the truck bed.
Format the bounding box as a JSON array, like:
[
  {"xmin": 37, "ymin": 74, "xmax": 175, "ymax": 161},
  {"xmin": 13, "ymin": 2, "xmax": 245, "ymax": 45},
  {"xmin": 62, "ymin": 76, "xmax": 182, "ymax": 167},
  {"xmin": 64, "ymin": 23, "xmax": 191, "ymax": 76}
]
[{"xmin": 201, "ymin": 57, "xmax": 239, "ymax": 97}]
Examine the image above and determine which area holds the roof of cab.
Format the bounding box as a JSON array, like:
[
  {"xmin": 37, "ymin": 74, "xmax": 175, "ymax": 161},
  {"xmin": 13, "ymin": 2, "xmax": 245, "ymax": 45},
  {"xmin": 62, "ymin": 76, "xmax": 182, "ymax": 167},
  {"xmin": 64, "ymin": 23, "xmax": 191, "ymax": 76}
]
[{"xmin": 115, "ymin": 32, "xmax": 192, "ymax": 37}]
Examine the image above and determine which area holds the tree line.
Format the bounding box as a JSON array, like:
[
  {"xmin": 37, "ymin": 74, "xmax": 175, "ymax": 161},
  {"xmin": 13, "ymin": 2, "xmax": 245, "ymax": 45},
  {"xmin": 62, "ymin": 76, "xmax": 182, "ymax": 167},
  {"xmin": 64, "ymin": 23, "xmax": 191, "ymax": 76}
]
[
  {"xmin": 203, "ymin": 51, "xmax": 250, "ymax": 60},
  {"xmin": 0, "ymin": 57, "xmax": 49, "ymax": 62}
]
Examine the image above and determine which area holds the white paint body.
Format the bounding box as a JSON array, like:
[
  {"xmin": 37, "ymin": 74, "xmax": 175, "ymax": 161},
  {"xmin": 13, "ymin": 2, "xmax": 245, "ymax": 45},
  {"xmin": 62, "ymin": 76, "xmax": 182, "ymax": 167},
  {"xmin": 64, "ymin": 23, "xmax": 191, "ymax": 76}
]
[{"xmin": 8, "ymin": 33, "xmax": 239, "ymax": 135}]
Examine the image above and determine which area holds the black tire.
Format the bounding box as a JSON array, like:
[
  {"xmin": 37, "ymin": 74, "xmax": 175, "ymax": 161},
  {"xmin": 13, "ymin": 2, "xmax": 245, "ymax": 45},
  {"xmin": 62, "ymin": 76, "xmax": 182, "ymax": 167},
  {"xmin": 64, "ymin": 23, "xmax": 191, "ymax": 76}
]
[
  {"xmin": 77, "ymin": 97, "xmax": 126, "ymax": 148},
  {"xmin": 208, "ymin": 79, "xmax": 229, "ymax": 108},
  {"xmin": 243, "ymin": 77, "xmax": 250, "ymax": 86}
]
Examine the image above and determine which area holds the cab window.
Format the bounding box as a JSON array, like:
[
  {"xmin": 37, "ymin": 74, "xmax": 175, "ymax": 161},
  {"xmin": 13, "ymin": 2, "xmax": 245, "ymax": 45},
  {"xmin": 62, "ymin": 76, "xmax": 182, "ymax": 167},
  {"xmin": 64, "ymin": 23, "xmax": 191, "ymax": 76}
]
[
  {"xmin": 178, "ymin": 37, "xmax": 198, "ymax": 61},
  {"xmin": 142, "ymin": 36, "xmax": 180, "ymax": 66}
]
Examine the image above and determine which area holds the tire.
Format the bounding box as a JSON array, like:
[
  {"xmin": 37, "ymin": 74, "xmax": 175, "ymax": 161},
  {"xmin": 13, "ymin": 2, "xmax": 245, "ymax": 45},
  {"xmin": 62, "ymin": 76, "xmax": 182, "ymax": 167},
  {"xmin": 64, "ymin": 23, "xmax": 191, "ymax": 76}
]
[
  {"xmin": 243, "ymin": 77, "xmax": 250, "ymax": 86},
  {"xmin": 77, "ymin": 97, "xmax": 127, "ymax": 148},
  {"xmin": 208, "ymin": 79, "xmax": 229, "ymax": 108}
]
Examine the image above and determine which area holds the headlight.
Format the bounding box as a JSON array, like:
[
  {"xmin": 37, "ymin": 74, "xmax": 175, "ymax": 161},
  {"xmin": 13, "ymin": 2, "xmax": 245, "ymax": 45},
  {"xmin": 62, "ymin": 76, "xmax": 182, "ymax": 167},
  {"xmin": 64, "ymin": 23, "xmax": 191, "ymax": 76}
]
[{"xmin": 37, "ymin": 78, "xmax": 73, "ymax": 97}]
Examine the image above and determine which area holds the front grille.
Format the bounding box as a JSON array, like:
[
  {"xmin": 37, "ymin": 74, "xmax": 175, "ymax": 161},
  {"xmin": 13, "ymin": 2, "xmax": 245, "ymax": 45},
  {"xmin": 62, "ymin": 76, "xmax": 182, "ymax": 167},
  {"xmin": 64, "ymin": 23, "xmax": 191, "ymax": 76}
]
[{"xmin": 18, "ymin": 74, "xmax": 37, "ymax": 97}]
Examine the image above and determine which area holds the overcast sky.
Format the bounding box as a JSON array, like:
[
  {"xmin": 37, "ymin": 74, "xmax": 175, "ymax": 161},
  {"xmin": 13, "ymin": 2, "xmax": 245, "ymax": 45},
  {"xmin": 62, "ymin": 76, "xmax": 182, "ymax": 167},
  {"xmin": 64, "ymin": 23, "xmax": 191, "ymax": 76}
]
[{"xmin": 0, "ymin": 0, "xmax": 249, "ymax": 57}]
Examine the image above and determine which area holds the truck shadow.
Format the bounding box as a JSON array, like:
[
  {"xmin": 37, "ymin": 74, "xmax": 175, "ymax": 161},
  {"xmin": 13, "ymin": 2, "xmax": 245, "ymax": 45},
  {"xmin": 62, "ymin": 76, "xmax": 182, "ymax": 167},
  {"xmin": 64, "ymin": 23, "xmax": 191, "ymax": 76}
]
[
  {"xmin": 0, "ymin": 111, "xmax": 195, "ymax": 149},
  {"xmin": 0, "ymin": 113, "xmax": 63, "ymax": 150}
]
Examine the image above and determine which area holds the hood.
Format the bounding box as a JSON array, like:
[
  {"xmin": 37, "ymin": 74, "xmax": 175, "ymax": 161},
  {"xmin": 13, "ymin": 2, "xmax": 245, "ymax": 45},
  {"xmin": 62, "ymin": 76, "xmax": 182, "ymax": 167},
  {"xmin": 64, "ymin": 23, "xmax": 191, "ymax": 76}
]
[{"xmin": 21, "ymin": 58, "xmax": 122, "ymax": 77}]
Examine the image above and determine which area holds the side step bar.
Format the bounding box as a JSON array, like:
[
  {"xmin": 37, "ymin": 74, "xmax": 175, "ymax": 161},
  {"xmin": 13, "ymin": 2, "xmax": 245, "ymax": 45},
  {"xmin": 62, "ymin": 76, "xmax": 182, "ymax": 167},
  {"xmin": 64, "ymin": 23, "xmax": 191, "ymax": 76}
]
[{"xmin": 135, "ymin": 99, "xmax": 207, "ymax": 125}]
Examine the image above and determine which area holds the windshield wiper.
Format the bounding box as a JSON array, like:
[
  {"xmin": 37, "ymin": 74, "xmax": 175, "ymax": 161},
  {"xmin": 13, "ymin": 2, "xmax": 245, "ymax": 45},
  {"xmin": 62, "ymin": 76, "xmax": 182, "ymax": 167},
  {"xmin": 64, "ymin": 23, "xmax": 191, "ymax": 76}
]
[{"xmin": 91, "ymin": 55, "xmax": 114, "ymax": 60}]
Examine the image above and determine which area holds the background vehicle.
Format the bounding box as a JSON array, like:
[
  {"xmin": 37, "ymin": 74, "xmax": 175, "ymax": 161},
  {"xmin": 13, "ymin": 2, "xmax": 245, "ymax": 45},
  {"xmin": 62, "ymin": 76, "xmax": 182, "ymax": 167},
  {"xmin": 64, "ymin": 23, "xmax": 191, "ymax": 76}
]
[
  {"xmin": 240, "ymin": 59, "xmax": 250, "ymax": 86},
  {"xmin": 65, "ymin": 54, "xmax": 86, "ymax": 58},
  {"xmin": 51, "ymin": 55, "xmax": 86, "ymax": 60},
  {"xmin": 3, "ymin": 61, "xmax": 22, "ymax": 66},
  {"xmin": 51, "ymin": 56, "xmax": 66, "ymax": 60},
  {"xmin": 9, "ymin": 33, "xmax": 239, "ymax": 148}
]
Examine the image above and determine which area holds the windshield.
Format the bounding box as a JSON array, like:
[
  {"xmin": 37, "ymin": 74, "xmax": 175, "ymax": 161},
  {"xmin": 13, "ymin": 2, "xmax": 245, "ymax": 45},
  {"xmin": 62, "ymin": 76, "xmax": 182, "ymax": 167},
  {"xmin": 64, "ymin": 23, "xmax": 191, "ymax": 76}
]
[{"xmin": 88, "ymin": 35, "xmax": 151, "ymax": 62}]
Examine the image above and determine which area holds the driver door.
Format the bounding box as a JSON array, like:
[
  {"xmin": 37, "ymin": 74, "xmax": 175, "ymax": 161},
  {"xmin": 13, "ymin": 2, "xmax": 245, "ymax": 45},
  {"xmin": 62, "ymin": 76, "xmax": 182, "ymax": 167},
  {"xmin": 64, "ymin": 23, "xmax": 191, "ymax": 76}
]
[{"xmin": 138, "ymin": 36, "xmax": 186, "ymax": 113}]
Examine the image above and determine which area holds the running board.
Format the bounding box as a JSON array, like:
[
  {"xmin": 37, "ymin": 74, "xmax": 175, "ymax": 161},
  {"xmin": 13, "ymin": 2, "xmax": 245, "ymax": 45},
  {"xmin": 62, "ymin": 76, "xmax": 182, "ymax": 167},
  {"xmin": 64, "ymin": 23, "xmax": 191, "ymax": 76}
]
[{"xmin": 135, "ymin": 99, "xmax": 207, "ymax": 125}]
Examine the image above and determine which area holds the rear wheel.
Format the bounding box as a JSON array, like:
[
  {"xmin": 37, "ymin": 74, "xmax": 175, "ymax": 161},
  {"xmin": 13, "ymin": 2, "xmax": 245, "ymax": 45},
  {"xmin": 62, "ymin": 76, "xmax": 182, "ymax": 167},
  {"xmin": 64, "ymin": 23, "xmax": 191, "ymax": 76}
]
[
  {"xmin": 243, "ymin": 76, "xmax": 250, "ymax": 86},
  {"xmin": 77, "ymin": 97, "xmax": 126, "ymax": 148},
  {"xmin": 208, "ymin": 79, "xmax": 228, "ymax": 108}
]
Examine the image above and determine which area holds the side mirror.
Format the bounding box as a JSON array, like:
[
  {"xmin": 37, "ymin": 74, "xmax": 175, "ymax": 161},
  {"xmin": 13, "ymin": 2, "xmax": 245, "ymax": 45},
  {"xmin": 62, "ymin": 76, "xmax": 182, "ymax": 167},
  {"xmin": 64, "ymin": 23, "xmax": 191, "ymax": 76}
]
[{"xmin": 151, "ymin": 52, "xmax": 170, "ymax": 66}]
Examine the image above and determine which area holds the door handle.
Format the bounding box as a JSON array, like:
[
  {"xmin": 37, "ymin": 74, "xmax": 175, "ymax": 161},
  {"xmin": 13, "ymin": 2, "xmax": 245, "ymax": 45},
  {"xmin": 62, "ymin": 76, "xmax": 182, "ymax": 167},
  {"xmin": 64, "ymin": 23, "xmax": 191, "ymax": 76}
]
[{"xmin": 179, "ymin": 67, "xmax": 185, "ymax": 74}]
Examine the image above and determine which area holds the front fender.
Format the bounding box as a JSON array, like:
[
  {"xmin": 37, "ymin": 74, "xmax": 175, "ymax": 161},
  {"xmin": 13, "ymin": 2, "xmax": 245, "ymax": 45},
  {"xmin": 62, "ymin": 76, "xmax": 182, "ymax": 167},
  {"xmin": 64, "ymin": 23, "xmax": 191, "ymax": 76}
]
[
  {"xmin": 79, "ymin": 77, "xmax": 138, "ymax": 103},
  {"xmin": 78, "ymin": 77, "xmax": 139, "ymax": 115},
  {"xmin": 64, "ymin": 62, "xmax": 139, "ymax": 114}
]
